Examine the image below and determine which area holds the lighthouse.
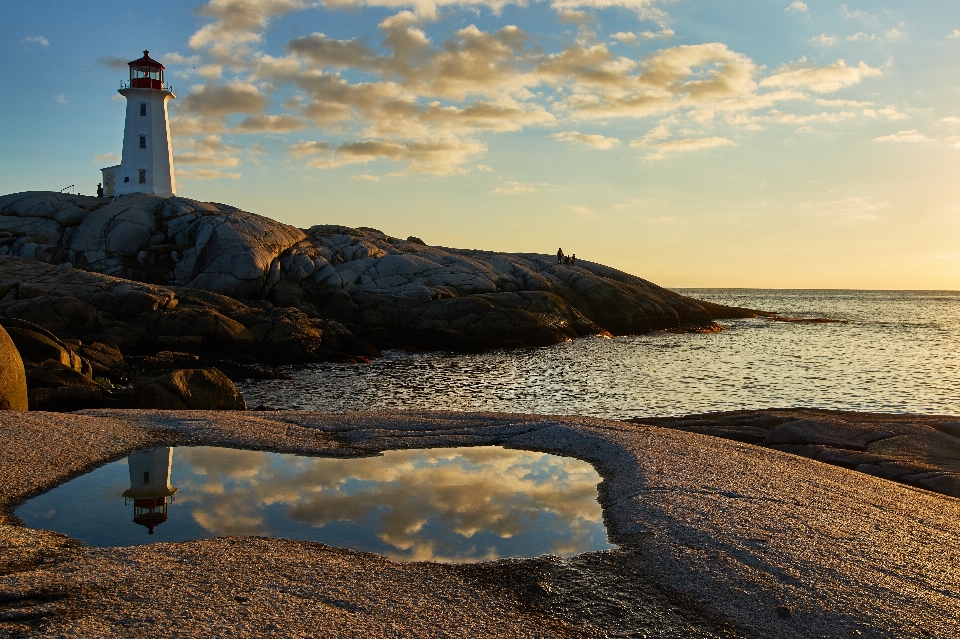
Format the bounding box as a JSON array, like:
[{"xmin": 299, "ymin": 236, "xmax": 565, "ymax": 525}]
[
  {"xmin": 122, "ymin": 447, "xmax": 179, "ymax": 535},
  {"xmin": 101, "ymin": 51, "xmax": 176, "ymax": 197}
]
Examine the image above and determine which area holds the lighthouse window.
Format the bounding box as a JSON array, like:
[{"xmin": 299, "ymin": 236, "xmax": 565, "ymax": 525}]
[
  {"xmin": 140, "ymin": 103, "xmax": 146, "ymax": 117},
  {"xmin": 139, "ymin": 169, "xmax": 146, "ymax": 184},
  {"xmin": 139, "ymin": 135, "xmax": 146, "ymax": 149},
  {"xmin": 143, "ymin": 471, "xmax": 150, "ymax": 484},
  {"xmin": 124, "ymin": 177, "xmax": 130, "ymax": 183}
]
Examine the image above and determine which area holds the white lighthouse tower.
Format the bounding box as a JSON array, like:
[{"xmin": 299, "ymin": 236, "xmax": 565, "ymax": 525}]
[
  {"xmin": 122, "ymin": 447, "xmax": 179, "ymax": 535},
  {"xmin": 101, "ymin": 51, "xmax": 176, "ymax": 197}
]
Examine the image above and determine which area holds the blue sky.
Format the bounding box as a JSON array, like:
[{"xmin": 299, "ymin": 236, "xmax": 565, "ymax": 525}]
[{"xmin": 1, "ymin": 0, "xmax": 959, "ymax": 288}]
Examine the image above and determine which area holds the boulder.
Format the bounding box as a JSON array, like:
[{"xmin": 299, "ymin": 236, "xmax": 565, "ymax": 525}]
[
  {"xmin": 78, "ymin": 341, "xmax": 125, "ymax": 373},
  {"xmin": 0, "ymin": 325, "xmax": 27, "ymax": 411},
  {"xmin": 134, "ymin": 368, "xmax": 246, "ymax": 410},
  {"xmin": 0, "ymin": 317, "xmax": 91, "ymax": 376},
  {"xmin": 25, "ymin": 359, "xmax": 101, "ymax": 389}
]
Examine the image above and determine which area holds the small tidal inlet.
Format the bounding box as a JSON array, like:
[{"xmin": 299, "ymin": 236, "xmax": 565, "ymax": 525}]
[{"xmin": 16, "ymin": 446, "xmax": 614, "ymax": 563}]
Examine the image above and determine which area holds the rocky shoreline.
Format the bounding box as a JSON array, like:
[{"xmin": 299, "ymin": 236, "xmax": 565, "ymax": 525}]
[
  {"xmin": 0, "ymin": 191, "xmax": 765, "ymax": 357},
  {"xmin": 1, "ymin": 409, "xmax": 957, "ymax": 638},
  {"xmin": 0, "ymin": 190, "xmax": 771, "ymax": 412}
]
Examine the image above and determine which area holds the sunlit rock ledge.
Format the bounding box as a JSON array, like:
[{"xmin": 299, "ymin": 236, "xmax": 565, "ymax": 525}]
[
  {"xmin": 1, "ymin": 409, "xmax": 957, "ymax": 638},
  {"xmin": 0, "ymin": 191, "xmax": 766, "ymax": 355}
]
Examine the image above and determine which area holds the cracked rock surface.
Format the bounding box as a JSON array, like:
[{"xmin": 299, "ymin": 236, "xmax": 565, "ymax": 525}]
[
  {"xmin": 0, "ymin": 255, "xmax": 378, "ymax": 372},
  {"xmin": 0, "ymin": 191, "xmax": 764, "ymax": 352},
  {"xmin": 1, "ymin": 410, "xmax": 958, "ymax": 637}
]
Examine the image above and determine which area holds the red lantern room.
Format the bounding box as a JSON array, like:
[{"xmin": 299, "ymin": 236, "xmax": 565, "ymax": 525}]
[{"xmin": 128, "ymin": 50, "xmax": 165, "ymax": 90}]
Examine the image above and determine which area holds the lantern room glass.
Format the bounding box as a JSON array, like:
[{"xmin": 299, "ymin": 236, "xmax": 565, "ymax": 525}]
[{"xmin": 130, "ymin": 65, "xmax": 164, "ymax": 90}]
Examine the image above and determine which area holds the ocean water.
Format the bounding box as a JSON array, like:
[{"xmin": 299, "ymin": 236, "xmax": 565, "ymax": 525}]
[{"xmin": 238, "ymin": 290, "xmax": 960, "ymax": 419}]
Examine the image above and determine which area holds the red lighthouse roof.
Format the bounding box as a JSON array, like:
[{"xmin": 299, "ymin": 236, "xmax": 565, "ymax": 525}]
[
  {"xmin": 128, "ymin": 50, "xmax": 166, "ymax": 90},
  {"xmin": 129, "ymin": 50, "xmax": 164, "ymax": 69}
]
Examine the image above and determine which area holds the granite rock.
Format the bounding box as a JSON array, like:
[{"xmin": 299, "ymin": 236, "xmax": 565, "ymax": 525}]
[
  {"xmin": 0, "ymin": 256, "xmax": 377, "ymax": 370},
  {"xmin": 134, "ymin": 368, "xmax": 246, "ymax": 410},
  {"xmin": 0, "ymin": 191, "xmax": 767, "ymax": 353},
  {"xmin": 0, "ymin": 325, "xmax": 27, "ymax": 411},
  {"xmin": 2, "ymin": 410, "xmax": 958, "ymax": 638},
  {"xmin": 634, "ymin": 408, "xmax": 960, "ymax": 499}
]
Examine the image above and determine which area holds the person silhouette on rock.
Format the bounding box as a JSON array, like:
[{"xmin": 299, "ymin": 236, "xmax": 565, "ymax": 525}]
[
  {"xmin": 557, "ymin": 248, "xmax": 564, "ymax": 264},
  {"xmin": 96, "ymin": 183, "xmax": 104, "ymax": 198}
]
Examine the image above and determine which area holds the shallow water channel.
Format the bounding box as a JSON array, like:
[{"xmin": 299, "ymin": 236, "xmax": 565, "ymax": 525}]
[{"xmin": 16, "ymin": 446, "xmax": 614, "ymax": 562}]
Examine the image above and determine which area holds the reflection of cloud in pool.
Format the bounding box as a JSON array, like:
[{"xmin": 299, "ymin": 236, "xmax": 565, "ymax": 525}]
[{"xmin": 174, "ymin": 447, "xmax": 606, "ymax": 562}]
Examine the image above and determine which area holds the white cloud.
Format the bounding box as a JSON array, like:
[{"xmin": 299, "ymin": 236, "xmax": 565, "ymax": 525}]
[
  {"xmin": 475, "ymin": 164, "xmax": 493, "ymax": 171},
  {"xmin": 550, "ymin": 0, "xmax": 666, "ymax": 18},
  {"xmin": 876, "ymin": 106, "xmax": 908, "ymax": 121},
  {"xmin": 351, "ymin": 174, "xmax": 382, "ymax": 181},
  {"xmin": 785, "ymin": 1, "xmax": 808, "ymax": 13},
  {"xmin": 306, "ymin": 138, "xmax": 486, "ymax": 175},
  {"xmin": 24, "ymin": 35, "xmax": 49, "ymax": 46},
  {"xmin": 642, "ymin": 136, "xmax": 734, "ymax": 160},
  {"xmin": 93, "ymin": 153, "xmax": 121, "ymax": 164},
  {"xmin": 287, "ymin": 140, "xmax": 331, "ymax": 158},
  {"xmin": 629, "ymin": 115, "xmax": 678, "ymax": 146},
  {"xmin": 179, "ymin": 82, "xmax": 267, "ymax": 116},
  {"xmin": 949, "ymin": 29, "xmax": 960, "ymax": 39},
  {"xmin": 174, "ymin": 135, "xmax": 242, "ymax": 167},
  {"xmin": 940, "ymin": 117, "xmax": 960, "ymax": 124},
  {"xmin": 760, "ymin": 59, "xmax": 882, "ymax": 93},
  {"xmin": 177, "ymin": 168, "xmax": 242, "ymax": 179},
  {"xmin": 55, "ymin": 95, "xmax": 68, "ymax": 105},
  {"xmin": 551, "ymin": 131, "xmax": 620, "ymax": 149},
  {"xmin": 234, "ymin": 114, "xmax": 306, "ymax": 132},
  {"xmin": 841, "ymin": 4, "xmax": 869, "ymax": 20},
  {"xmin": 845, "ymin": 27, "xmax": 903, "ymax": 43},
  {"xmin": 769, "ymin": 110, "xmax": 857, "ymax": 124},
  {"xmin": 571, "ymin": 205, "xmax": 592, "ymax": 215},
  {"xmin": 885, "ymin": 27, "xmax": 904, "ymax": 40},
  {"xmin": 174, "ymin": 0, "xmax": 892, "ymax": 174},
  {"xmin": 162, "ymin": 52, "xmax": 202, "ymax": 66},
  {"xmin": 810, "ymin": 34, "xmax": 838, "ymax": 46},
  {"xmin": 796, "ymin": 126, "xmax": 815, "ymax": 133},
  {"xmin": 98, "ymin": 55, "xmax": 130, "ymax": 70},
  {"xmin": 807, "ymin": 195, "xmax": 886, "ymax": 220},
  {"xmin": 493, "ymin": 181, "xmax": 538, "ymax": 193},
  {"xmin": 815, "ymin": 98, "xmax": 873, "ymax": 107},
  {"xmin": 871, "ymin": 130, "xmax": 934, "ymax": 143}
]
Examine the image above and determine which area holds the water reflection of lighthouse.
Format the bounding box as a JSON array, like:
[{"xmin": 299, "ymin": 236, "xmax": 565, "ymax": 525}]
[{"xmin": 122, "ymin": 448, "xmax": 178, "ymax": 535}]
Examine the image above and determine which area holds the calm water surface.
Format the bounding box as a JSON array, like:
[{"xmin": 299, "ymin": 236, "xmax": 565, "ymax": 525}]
[
  {"xmin": 16, "ymin": 446, "xmax": 613, "ymax": 562},
  {"xmin": 239, "ymin": 289, "xmax": 960, "ymax": 418}
]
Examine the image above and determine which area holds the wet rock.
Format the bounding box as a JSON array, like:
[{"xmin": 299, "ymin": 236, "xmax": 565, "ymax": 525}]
[
  {"xmin": 0, "ymin": 325, "xmax": 27, "ymax": 411},
  {"xmin": 133, "ymin": 368, "xmax": 246, "ymax": 410}
]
